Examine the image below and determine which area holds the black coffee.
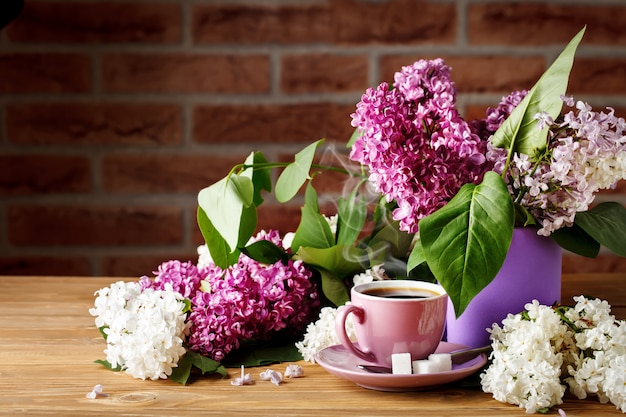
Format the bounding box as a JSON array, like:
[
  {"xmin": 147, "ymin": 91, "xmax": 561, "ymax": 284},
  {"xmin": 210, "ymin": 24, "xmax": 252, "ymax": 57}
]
[{"xmin": 363, "ymin": 287, "xmax": 437, "ymax": 299}]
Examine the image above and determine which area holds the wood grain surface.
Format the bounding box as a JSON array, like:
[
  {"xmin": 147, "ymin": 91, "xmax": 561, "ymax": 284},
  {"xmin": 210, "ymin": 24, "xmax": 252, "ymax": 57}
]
[{"xmin": 1, "ymin": 274, "xmax": 625, "ymax": 416}]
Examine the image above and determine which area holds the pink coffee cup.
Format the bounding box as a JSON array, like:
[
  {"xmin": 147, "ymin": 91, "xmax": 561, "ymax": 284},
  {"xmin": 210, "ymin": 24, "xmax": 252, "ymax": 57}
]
[{"xmin": 335, "ymin": 280, "xmax": 448, "ymax": 366}]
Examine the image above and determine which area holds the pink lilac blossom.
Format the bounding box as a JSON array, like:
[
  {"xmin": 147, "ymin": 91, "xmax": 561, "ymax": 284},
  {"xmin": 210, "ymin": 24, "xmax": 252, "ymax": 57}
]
[
  {"xmin": 350, "ymin": 59, "xmax": 489, "ymax": 233},
  {"xmin": 140, "ymin": 260, "xmax": 205, "ymax": 298},
  {"xmin": 187, "ymin": 230, "xmax": 320, "ymax": 361},
  {"xmin": 485, "ymin": 94, "xmax": 626, "ymax": 235}
]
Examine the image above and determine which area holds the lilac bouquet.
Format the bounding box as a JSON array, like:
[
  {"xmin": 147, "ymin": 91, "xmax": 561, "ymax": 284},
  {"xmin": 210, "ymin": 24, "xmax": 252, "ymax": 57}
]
[
  {"xmin": 198, "ymin": 27, "xmax": 625, "ymax": 319},
  {"xmin": 90, "ymin": 230, "xmax": 319, "ymax": 384},
  {"xmin": 348, "ymin": 27, "xmax": 626, "ymax": 315}
]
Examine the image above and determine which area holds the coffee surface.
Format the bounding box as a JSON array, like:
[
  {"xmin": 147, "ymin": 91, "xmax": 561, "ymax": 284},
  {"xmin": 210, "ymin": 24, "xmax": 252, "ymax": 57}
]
[{"xmin": 363, "ymin": 287, "xmax": 438, "ymax": 299}]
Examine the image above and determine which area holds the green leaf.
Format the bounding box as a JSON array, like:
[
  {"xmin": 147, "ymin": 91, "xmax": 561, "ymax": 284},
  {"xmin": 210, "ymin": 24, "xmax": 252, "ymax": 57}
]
[
  {"xmin": 336, "ymin": 188, "xmax": 367, "ymax": 246},
  {"xmin": 290, "ymin": 183, "xmax": 335, "ymax": 250},
  {"xmin": 419, "ymin": 172, "xmax": 515, "ymax": 317},
  {"xmin": 514, "ymin": 203, "xmax": 537, "ymax": 228},
  {"xmin": 246, "ymin": 151, "xmax": 272, "ymax": 207},
  {"xmin": 296, "ymin": 245, "xmax": 367, "ymax": 280},
  {"xmin": 367, "ymin": 220, "xmax": 414, "ymax": 260},
  {"xmin": 407, "ymin": 239, "xmax": 426, "ymax": 272},
  {"xmin": 221, "ymin": 340, "xmax": 303, "ymax": 368},
  {"xmin": 181, "ymin": 298, "xmax": 192, "ymax": 313},
  {"xmin": 97, "ymin": 326, "xmax": 108, "ymax": 341},
  {"xmin": 198, "ymin": 174, "xmax": 255, "ymax": 253},
  {"xmin": 170, "ymin": 351, "xmax": 227, "ymax": 385},
  {"xmin": 197, "ymin": 206, "xmax": 240, "ymax": 268},
  {"xmin": 189, "ymin": 351, "xmax": 227, "ymax": 377},
  {"xmin": 491, "ymin": 27, "xmax": 585, "ymax": 158},
  {"xmin": 318, "ymin": 268, "xmax": 350, "ymax": 306},
  {"xmin": 275, "ymin": 139, "xmax": 324, "ymax": 203},
  {"xmin": 550, "ymin": 223, "xmax": 600, "ymax": 258},
  {"xmin": 94, "ymin": 359, "xmax": 121, "ymax": 372},
  {"xmin": 169, "ymin": 354, "xmax": 193, "ymax": 385},
  {"xmin": 575, "ymin": 202, "xmax": 626, "ymax": 257},
  {"xmin": 346, "ymin": 127, "xmax": 363, "ymax": 148},
  {"xmin": 240, "ymin": 240, "xmax": 290, "ymax": 265}
]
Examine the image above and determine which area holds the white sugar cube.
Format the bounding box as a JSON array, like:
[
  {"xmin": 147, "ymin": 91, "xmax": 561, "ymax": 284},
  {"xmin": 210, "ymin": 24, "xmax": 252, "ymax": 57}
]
[
  {"xmin": 427, "ymin": 353, "xmax": 452, "ymax": 372},
  {"xmin": 391, "ymin": 352, "xmax": 412, "ymax": 375},
  {"xmin": 412, "ymin": 359, "xmax": 440, "ymax": 374},
  {"xmin": 412, "ymin": 353, "xmax": 452, "ymax": 374}
]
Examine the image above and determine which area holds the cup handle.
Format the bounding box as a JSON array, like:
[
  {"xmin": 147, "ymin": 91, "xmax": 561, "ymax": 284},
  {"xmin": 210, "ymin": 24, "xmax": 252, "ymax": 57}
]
[{"xmin": 335, "ymin": 304, "xmax": 376, "ymax": 363}]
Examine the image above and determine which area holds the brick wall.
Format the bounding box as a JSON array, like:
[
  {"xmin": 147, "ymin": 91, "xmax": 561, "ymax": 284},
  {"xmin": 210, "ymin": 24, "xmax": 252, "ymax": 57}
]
[{"xmin": 1, "ymin": 0, "xmax": 625, "ymax": 277}]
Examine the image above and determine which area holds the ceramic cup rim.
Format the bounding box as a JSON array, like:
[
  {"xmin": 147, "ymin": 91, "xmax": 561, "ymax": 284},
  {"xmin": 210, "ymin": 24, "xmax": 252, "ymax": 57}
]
[{"xmin": 352, "ymin": 279, "xmax": 447, "ymax": 302}]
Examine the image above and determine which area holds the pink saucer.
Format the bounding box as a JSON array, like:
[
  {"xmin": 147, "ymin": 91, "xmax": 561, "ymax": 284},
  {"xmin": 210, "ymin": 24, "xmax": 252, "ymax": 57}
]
[{"xmin": 315, "ymin": 341, "xmax": 487, "ymax": 392}]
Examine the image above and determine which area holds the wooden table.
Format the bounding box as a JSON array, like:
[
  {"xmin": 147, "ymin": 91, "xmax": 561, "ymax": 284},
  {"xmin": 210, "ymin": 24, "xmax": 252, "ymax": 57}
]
[{"xmin": 0, "ymin": 274, "xmax": 625, "ymax": 416}]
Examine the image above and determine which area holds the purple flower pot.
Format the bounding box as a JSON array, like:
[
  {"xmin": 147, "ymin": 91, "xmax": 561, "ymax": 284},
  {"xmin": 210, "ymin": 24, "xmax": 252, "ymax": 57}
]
[{"xmin": 445, "ymin": 227, "xmax": 562, "ymax": 348}]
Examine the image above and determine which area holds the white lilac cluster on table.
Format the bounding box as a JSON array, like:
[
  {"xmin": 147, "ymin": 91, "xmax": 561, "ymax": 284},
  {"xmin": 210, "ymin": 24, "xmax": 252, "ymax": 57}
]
[{"xmin": 482, "ymin": 297, "xmax": 626, "ymax": 414}]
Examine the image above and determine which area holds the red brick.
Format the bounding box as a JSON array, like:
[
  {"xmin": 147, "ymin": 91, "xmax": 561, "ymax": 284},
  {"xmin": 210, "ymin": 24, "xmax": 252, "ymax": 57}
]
[
  {"xmin": 468, "ymin": 4, "xmax": 626, "ymax": 46},
  {"xmin": 193, "ymin": 103, "xmax": 354, "ymax": 144},
  {"xmin": 281, "ymin": 54, "xmax": 369, "ymax": 94},
  {"xmin": 101, "ymin": 252, "xmax": 199, "ymax": 278},
  {"xmin": 331, "ymin": 0, "xmax": 456, "ymax": 44},
  {"xmin": 0, "ymin": 256, "xmax": 91, "ymax": 276},
  {"xmin": 0, "ymin": 155, "xmax": 91, "ymax": 195},
  {"xmin": 102, "ymin": 54, "xmax": 270, "ymax": 93},
  {"xmin": 102, "ymin": 153, "xmax": 247, "ymax": 193},
  {"xmin": 8, "ymin": 205, "xmax": 183, "ymax": 246},
  {"xmin": 569, "ymin": 58, "xmax": 626, "ymax": 95},
  {"xmin": 463, "ymin": 104, "xmax": 491, "ymax": 123},
  {"xmin": 193, "ymin": 3, "xmax": 330, "ymax": 44},
  {"xmin": 7, "ymin": 103, "xmax": 182, "ymax": 145},
  {"xmin": 381, "ymin": 55, "xmax": 546, "ymax": 94},
  {"xmin": 0, "ymin": 53, "xmax": 90, "ymax": 93},
  {"xmin": 256, "ymin": 203, "xmax": 303, "ymax": 235},
  {"xmin": 6, "ymin": 2, "xmax": 181, "ymax": 43}
]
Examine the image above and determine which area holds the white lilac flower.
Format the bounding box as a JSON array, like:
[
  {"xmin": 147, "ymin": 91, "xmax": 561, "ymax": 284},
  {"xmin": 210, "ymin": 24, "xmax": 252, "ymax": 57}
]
[
  {"xmin": 483, "ymin": 297, "xmax": 626, "ymax": 413},
  {"xmin": 197, "ymin": 244, "xmax": 214, "ymax": 269},
  {"xmin": 534, "ymin": 111, "xmax": 554, "ymax": 129},
  {"xmin": 90, "ymin": 281, "xmax": 189, "ymax": 381},
  {"xmin": 481, "ymin": 301, "xmax": 571, "ymax": 413},
  {"xmin": 295, "ymin": 306, "xmax": 356, "ymax": 363},
  {"xmin": 604, "ymin": 354, "xmax": 626, "ymax": 412},
  {"xmin": 324, "ymin": 214, "xmax": 338, "ymax": 234},
  {"xmin": 89, "ymin": 280, "xmax": 141, "ymax": 329},
  {"xmin": 352, "ymin": 265, "xmax": 386, "ymax": 286}
]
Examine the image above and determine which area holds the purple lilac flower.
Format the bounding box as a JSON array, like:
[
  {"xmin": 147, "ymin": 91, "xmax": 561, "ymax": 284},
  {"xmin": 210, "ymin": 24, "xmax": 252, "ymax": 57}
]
[
  {"xmin": 350, "ymin": 59, "xmax": 489, "ymax": 233},
  {"xmin": 187, "ymin": 230, "xmax": 319, "ymax": 361},
  {"xmin": 485, "ymin": 94, "xmax": 626, "ymax": 235},
  {"xmin": 139, "ymin": 260, "xmax": 205, "ymax": 299}
]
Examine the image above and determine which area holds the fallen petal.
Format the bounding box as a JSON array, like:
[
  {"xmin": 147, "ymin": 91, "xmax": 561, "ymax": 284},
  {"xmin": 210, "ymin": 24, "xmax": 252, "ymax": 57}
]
[
  {"xmin": 269, "ymin": 371, "xmax": 283, "ymax": 386},
  {"xmin": 259, "ymin": 369, "xmax": 283, "ymax": 386},
  {"xmin": 285, "ymin": 364, "xmax": 303, "ymax": 378},
  {"xmin": 231, "ymin": 365, "xmax": 254, "ymax": 386},
  {"xmin": 86, "ymin": 384, "xmax": 108, "ymax": 399}
]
